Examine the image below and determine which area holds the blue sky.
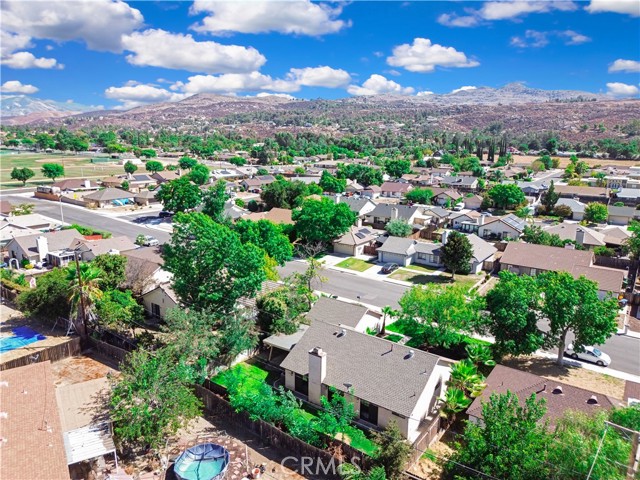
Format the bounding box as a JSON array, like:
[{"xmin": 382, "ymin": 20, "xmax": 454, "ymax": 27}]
[{"xmin": 1, "ymin": 0, "xmax": 639, "ymax": 110}]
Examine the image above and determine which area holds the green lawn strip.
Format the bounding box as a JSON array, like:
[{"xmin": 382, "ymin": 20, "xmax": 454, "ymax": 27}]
[
  {"xmin": 335, "ymin": 258, "xmax": 376, "ymax": 272},
  {"xmin": 404, "ymin": 264, "xmax": 442, "ymax": 273},
  {"xmin": 384, "ymin": 333, "xmax": 403, "ymax": 343}
]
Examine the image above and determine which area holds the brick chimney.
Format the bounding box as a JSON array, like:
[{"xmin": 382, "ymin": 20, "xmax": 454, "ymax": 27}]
[{"xmin": 308, "ymin": 347, "xmax": 327, "ymax": 406}]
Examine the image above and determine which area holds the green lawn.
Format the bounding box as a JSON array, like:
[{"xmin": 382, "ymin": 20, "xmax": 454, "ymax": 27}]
[
  {"xmin": 389, "ymin": 268, "xmax": 481, "ymax": 290},
  {"xmin": 335, "ymin": 257, "xmax": 376, "ymax": 272},
  {"xmin": 0, "ymin": 151, "xmax": 150, "ymax": 188},
  {"xmin": 404, "ymin": 264, "xmax": 442, "ymax": 274}
]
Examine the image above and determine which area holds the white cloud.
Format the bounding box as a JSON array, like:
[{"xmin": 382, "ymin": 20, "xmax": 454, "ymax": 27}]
[
  {"xmin": 286, "ymin": 66, "xmax": 351, "ymax": 88},
  {"xmin": 122, "ymin": 29, "xmax": 266, "ymax": 74},
  {"xmin": 190, "ymin": 0, "xmax": 350, "ymax": 36},
  {"xmin": 586, "ymin": 0, "xmax": 640, "ymax": 16},
  {"xmin": 559, "ymin": 30, "xmax": 591, "ymax": 44},
  {"xmin": 0, "ymin": 30, "xmax": 32, "ymax": 56},
  {"xmin": 384, "ymin": 69, "xmax": 402, "ymax": 76},
  {"xmin": 1, "ymin": 0, "xmax": 144, "ymax": 52},
  {"xmin": 0, "ymin": 80, "xmax": 39, "ymax": 94},
  {"xmin": 606, "ymin": 82, "xmax": 639, "ymax": 97},
  {"xmin": 510, "ymin": 30, "xmax": 549, "ymax": 48},
  {"xmin": 609, "ymin": 59, "xmax": 640, "ymax": 73},
  {"xmin": 387, "ymin": 38, "xmax": 479, "ymax": 73},
  {"xmin": 347, "ymin": 74, "xmax": 414, "ymax": 96},
  {"xmin": 104, "ymin": 83, "xmax": 188, "ymax": 109},
  {"xmin": 172, "ymin": 72, "xmax": 299, "ymax": 95},
  {"xmin": 451, "ymin": 86, "xmax": 477, "ymax": 94},
  {"xmin": 1, "ymin": 51, "xmax": 61, "ymax": 69},
  {"xmin": 416, "ymin": 90, "xmax": 434, "ymax": 96},
  {"xmin": 438, "ymin": 1, "xmax": 578, "ymax": 27}
]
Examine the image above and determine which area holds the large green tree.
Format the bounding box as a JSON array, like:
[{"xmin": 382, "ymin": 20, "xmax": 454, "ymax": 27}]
[
  {"xmin": 405, "ymin": 188, "xmax": 434, "ymax": 204},
  {"xmin": 145, "ymin": 160, "xmax": 164, "ymax": 173},
  {"xmin": 482, "ymin": 271, "xmax": 544, "ymax": 358},
  {"xmin": 188, "ymin": 163, "xmax": 211, "ymax": 185},
  {"xmin": 385, "ymin": 219, "xmax": 412, "ymax": 237},
  {"xmin": 384, "ymin": 159, "xmax": 412, "ymax": 178},
  {"xmin": 216, "ymin": 311, "xmax": 259, "ymax": 366},
  {"xmin": 41, "ymin": 163, "xmax": 65, "ymax": 181},
  {"xmin": 109, "ymin": 348, "xmax": 202, "ymax": 451},
  {"xmin": 440, "ymin": 231, "xmax": 473, "ymax": 279},
  {"xmin": 201, "ymin": 180, "xmax": 230, "ymax": 222},
  {"xmin": 538, "ymin": 271, "xmax": 619, "ymax": 365},
  {"xmin": 371, "ymin": 421, "xmax": 412, "ymax": 480},
  {"xmin": 17, "ymin": 268, "xmax": 70, "ymax": 320},
  {"xmin": 178, "ymin": 156, "xmax": 198, "ymax": 170},
  {"xmin": 123, "ymin": 161, "xmax": 138, "ymax": 175},
  {"xmin": 449, "ymin": 391, "xmax": 551, "ymax": 480},
  {"xmin": 92, "ymin": 254, "xmax": 127, "ymax": 291},
  {"xmin": 234, "ymin": 219, "xmax": 293, "ymax": 265},
  {"xmin": 293, "ymin": 198, "xmax": 356, "ymax": 244},
  {"xmin": 96, "ymin": 289, "xmax": 144, "ymax": 336},
  {"xmin": 10, "ymin": 167, "xmax": 35, "ymax": 186},
  {"xmin": 487, "ymin": 184, "xmax": 525, "ymax": 209},
  {"xmin": 156, "ymin": 177, "xmax": 202, "ymax": 213},
  {"xmin": 584, "ymin": 202, "xmax": 608, "ymax": 223},
  {"xmin": 164, "ymin": 213, "xmax": 266, "ymax": 313},
  {"xmin": 319, "ymin": 170, "xmax": 346, "ymax": 193},
  {"xmin": 541, "ymin": 180, "xmax": 559, "ymax": 213},
  {"xmin": 66, "ymin": 262, "xmax": 104, "ymax": 336},
  {"xmin": 261, "ymin": 179, "xmax": 309, "ymax": 209}
]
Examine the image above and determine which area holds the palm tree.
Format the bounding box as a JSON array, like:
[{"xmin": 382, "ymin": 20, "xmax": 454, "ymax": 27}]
[
  {"xmin": 67, "ymin": 262, "xmax": 104, "ymax": 337},
  {"xmin": 465, "ymin": 343, "xmax": 497, "ymax": 368},
  {"xmin": 439, "ymin": 387, "xmax": 472, "ymax": 427},
  {"xmin": 380, "ymin": 305, "xmax": 396, "ymax": 336},
  {"xmin": 448, "ymin": 359, "xmax": 487, "ymax": 398}
]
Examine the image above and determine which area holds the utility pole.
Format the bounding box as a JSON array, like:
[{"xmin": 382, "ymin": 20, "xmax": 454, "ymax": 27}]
[
  {"xmin": 59, "ymin": 196, "xmax": 65, "ymax": 225},
  {"xmin": 73, "ymin": 251, "xmax": 88, "ymax": 340}
]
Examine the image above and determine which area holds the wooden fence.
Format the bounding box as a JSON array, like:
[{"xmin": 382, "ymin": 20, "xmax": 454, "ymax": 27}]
[
  {"xmin": 594, "ymin": 256, "xmax": 635, "ymax": 271},
  {"xmin": 0, "ymin": 337, "xmax": 82, "ymax": 371},
  {"xmin": 194, "ymin": 384, "xmax": 374, "ymax": 477},
  {"xmin": 86, "ymin": 338, "xmax": 129, "ymax": 364}
]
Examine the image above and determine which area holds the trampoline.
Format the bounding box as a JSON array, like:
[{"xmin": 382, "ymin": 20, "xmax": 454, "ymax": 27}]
[{"xmin": 173, "ymin": 443, "xmax": 230, "ymax": 480}]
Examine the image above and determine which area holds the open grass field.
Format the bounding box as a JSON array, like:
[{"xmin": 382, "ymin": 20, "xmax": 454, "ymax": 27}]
[
  {"xmin": 335, "ymin": 257, "xmax": 376, "ymax": 272},
  {"xmin": 0, "ymin": 151, "xmax": 149, "ymax": 188}
]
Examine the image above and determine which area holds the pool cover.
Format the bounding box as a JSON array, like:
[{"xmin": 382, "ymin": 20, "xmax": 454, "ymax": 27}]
[
  {"xmin": 0, "ymin": 326, "xmax": 46, "ymax": 354},
  {"xmin": 173, "ymin": 443, "xmax": 230, "ymax": 480}
]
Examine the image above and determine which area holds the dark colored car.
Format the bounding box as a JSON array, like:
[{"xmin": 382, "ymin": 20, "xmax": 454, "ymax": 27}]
[
  {"xmin": 159, "ymin": 211, "xmax": 173, "ymax": 218},
  {"xmin": 381, "ymin": 263, "xmax": 399, "ymax": 274}
]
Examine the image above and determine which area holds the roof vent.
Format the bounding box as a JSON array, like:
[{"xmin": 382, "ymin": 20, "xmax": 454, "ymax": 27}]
[
  {"xmin": 337, "ymin": 329, "xmax": 347, "ymax": 338},
  {"xmin": 552, "ymin": 386, "xmax": 563, "ymax": 394},
  {"xmin": 587, "ymin": 395, "xmax": 599, "ymax": 405},
  {"xmin": 406, "ymin": 350, "xmax": 415, "ymax": 360},
  {"xmin": 0, "ymin": 413, "xmax": 7, "ymax": 419},
  {"xmin": 0, "ymin": 382, "xmax": 7, "ymax": 387}
]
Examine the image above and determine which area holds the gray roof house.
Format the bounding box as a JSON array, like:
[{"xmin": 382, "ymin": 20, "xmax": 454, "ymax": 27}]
[
  {"xmin": 6, "ymin": 229, "xmax": 84, "ymax": 266},
  {"xmin": 83, "ymin": 188, "xmax": 135, "ymax": 208},
  {"xmin": 364, "ymin": 204, "xmax": 420, "ymax": 227},
  {"xmin": 280, "ymin": 320, "xmax": 449, "ymax": 441},
  {"xmin": 305, "ymin": 296, "xmax": 381, "ymax": 333},
  {"xmin": 439, "ymin": 175, "xmax": 479, "ymax": 192},
  {"xmin": 333, "ymin": 226, "xmax": 377, "ymax": 256},
  {"xmin": 607, "ymin": 205, "xmax": 640, "ymax": 226},
  {"xmin": 335, "ymin": 196, "xmax": 377, "ymax": 221},
  {"xmin": 543, "ymin": 223, "xmax": 606, "ymax": 249},
  {"xmin": 554, "ymin": 198, "xmax": 587, "ymax": 221}
]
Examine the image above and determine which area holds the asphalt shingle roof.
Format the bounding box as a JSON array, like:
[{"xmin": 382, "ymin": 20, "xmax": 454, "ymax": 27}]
[
  {"xmin": 280, "ymin": 320, "xmax": 440, "ymax": 416},
  {"xmin": 305, "ymin": 296, "xmax": 368, "ymax": 329},
  {"xmin": 368, "ymin": 204, "xmax": 418, "ymax": 221}
]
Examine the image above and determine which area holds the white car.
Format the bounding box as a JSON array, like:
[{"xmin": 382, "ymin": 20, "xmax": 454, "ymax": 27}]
[
  {"xmin": 143, "ymin": 235, "xmax": 159, "ymax": 247},
  {"xmin": 564, "ymin": 344, "xmax": 611, "ymax": 367}
]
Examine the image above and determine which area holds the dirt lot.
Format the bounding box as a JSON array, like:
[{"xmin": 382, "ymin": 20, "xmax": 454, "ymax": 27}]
[
  {"xmin": 502, "ymin": 355, "xmax": 626, "ymax": 399},
  {"xmin": 513, "ymin": 153, "xmax": 640, "ymax": 169},
  {"xmin": 408, "ymin": 432, "xmax": 456, "ymax": 480}
]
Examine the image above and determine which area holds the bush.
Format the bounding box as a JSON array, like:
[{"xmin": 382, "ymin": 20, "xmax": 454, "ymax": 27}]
[
  {"xmin": 553, "ymin": 204, "xmax": 573, "ymax": 218},
  {"xmin": 594, "ymin": 246, "xmax": 616, "ymax": 257}
]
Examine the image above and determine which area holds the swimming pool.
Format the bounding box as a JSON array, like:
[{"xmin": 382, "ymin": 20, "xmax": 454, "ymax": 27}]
[{"xmin": 0, "ymin": 326, "xmax": 46, "ymax": 354}]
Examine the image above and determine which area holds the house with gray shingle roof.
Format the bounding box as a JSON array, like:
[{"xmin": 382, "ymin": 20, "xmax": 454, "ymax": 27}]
[
  {"xmin": 280, "ymin": 320, "xmax": 450, "ymax": 441},
  {"xmin": 83, "ymin": 188, "xmax": 135, "ymax": 208},
  {"xmin": 364, "ymin": 204, "xmax": 420, "ymax": 228}
]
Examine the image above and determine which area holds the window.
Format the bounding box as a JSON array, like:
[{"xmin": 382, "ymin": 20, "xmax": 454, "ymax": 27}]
[
  {"xmin": 151, "ymin": 303, "xmax": 161, "ymax": 318},
  {"xmin": 359, "ymin": 400, "xmax": 379, "ymax": 425},
  {"xmin": 295, "ymin": 373, "xmax": 308, "ymax": 396},
  {"xmin": 418, "ymin": 253, "xmax": 427, "ymax": 260}
]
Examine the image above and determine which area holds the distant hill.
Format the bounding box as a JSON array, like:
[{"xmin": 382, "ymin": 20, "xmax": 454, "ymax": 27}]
[{"xmin": 1, "ymin": 95, "xmax": 100, "ymax": 124}]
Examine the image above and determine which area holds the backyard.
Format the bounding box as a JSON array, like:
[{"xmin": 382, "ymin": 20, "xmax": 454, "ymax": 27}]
[
  {"xmin": 0, "ymin": 151, "xmax": 150, "ymax": 188},
  {"xmin": 212, "ymin": 362, "xmax": 378, "ymax": 456}
]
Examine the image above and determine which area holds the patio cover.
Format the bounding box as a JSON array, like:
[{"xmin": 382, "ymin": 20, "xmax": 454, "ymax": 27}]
[
  {"xmin": 263, "ymin": 325, "xmax": 309, "ymax": 352},
  {"xmin": 63, "ymin": 422, "xmax": 117, "ymax": 465}
]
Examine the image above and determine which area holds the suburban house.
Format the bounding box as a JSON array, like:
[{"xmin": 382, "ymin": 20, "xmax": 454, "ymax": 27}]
[
  {"xmin": 543, "ymin": 222, "xmax": 606, "ymax": 250},
  {"xmin": 554, "ymin": 185, "xmax": 609, "ymax": 204},
  {"xmin": 83, "ymin": 188, "xmax": 135, "ymax": 208},
  {"xmin": 305, "ymin": 297, "xmax": 382, "ymax": 333},
  {"xmin": 377, "ymin": 232, "xmax": 496, "ymax": 274},
  {"xmin": 554, "ymin": 198, "xmax": 587, "ymax": 221},
  {"xmin": 333, "ymin": 226, "xmax": 378, "ymax": 256},
  {"xmin": 141, "ymin": 282, "xmax": 179, "ymax": 319},
  {"xmin": 362, "ymin": 185, "xmax": 381, "ymax": 199},
  {"xmin": 335, "ymin": 196, "xmax": 377, "ymax": 225},
  {"xmin": 380, "ymin": 181, "xmax": 413, "ymax": 198},
  {"xmin": 52, "ymin": 179, "xmax": 100, "ymax": 192},
  {"xmin": 151, "ymin": 170, "xmax": 181, "ymax": 183},
  {"xmin": 74, "ymin": 236, "xmax": 137, "ymax": 261},
  {"xmin": 598, "ymin": 226, "xmax": 631, "ymax": 248},
  {"xmin": 477, "ymin": 214, "xmax": 525, "ymax": 240},
  {"xmin": 431, "ymin": 189, "xmax": 462, "ymax": 206},
  {"xmin": 100, "ymin": 176, "xmax": 125, "ymax": 188},
  {"xmin": 280, "ymin": 320, "xmax": 449, "ymax": 441},
  {"xmin": 364, "ymin": 204, "xmax": 422, "ymax": 229},
  {"xmin": 6, "ymin": 229, "xmax": 84, "ymax": 265},
  {"xmin": 439, "ymin": 175, "xmax": 479, "ymax": 192},
  {"xmin": 134, "ymin": 190, "xmax": 160, "ymax": 206},
  {"xmin": 1, "ymin": 362, "xmax": 71, "ymax": 480},
  {"xmin": 127, "ymin": 173, "xmax": 157, "ymax": 191},
  {"xmin": 241, "ymin": 175, "xmax": 276, "ymax": 192},
  {"xmin": 450, "ymin": 211, "xmax": 483, "ymax": 233},
  {"xmin": 499, "ymin": 242, "xmax": 625, "ymax": 298},
  {"xmin": 607, "ymin": 205, "xmax": 640, "ymax": 226},
  {"xmin": 0, "ymin": 200, "xmax": 13, "ymax": 215},
  {"xmin": 243, "ymin": 207, "xmax": 294, "ymax": 225},
  {"xmin": 401, "ymin": 174, "xmax": 436, "ymax": 187},
  {"xmin": 467, "ymin": 365, "xmax": 619, "ymax": 427},
  {"xmin": 345, "ymin": 180, "xmax": 365, "ymax": 194},
  {"xmin": 462, "ymin": 194, "xmax": 483, "ymax": 210}
]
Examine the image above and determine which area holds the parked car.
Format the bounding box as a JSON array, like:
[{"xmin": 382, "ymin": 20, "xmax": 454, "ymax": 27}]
[
  {"xmin": 158, "ymin": 211, "xmax": 173, "ymax": 218},
  {"xmin": 564, "ymin": 344, "xmax": 611, "ymax": 367},
  {"xmin": 381, "ymin": 263, "xmax": 399, "ymax": 274},
  {"xmin": 453, "ymin": 203, "xmax": 465, "ymax": 211},
  {"xmin": 143, "ymin": 235, "xmax": 159, "ymax": 247}
]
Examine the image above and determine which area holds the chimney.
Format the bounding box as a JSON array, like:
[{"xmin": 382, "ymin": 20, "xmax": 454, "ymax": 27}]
[
  {"xmin": 575, "ymin": 227, "xmax": 585, "ymax": 246},
  {"xmin": 391, "ymin": 207, "xmax": 398, "ymax": 219},
  {"xmin": 479, "ymin": 214, "xmax": 485, "ymax": 226},
  {"xmin": 308, "ymin": 347, "xmax": 327, "ymax": 406},
  {"xmin": 335, "ymin": 193, "xmax": 341, "ymax": 204},
  {"xmin": 441, "ymin": 230, "xmax": 449, "ymax": 245},
  {"xmin": 36, "ymin": 236, "xmax": 49, "ymax": 262},
  {"xmin": 84, "ymin": 179, "xmax": 91, "ymax": 189}
]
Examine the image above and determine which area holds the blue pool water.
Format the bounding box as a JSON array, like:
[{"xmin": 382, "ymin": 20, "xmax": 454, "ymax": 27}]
[{"xmin": 0, "ymin": 326, "xmax": 46, "ymax": 354}]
